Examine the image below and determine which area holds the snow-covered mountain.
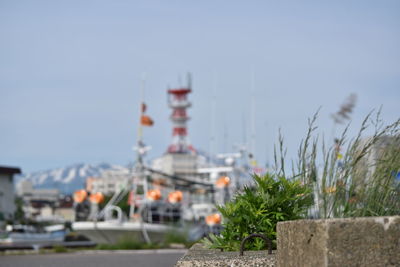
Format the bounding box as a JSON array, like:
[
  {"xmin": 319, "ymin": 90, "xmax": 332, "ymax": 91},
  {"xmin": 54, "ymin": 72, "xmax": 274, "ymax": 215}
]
[{"xmin": 16, "ymin": 163, "xmax": 128, "ymax": 194}]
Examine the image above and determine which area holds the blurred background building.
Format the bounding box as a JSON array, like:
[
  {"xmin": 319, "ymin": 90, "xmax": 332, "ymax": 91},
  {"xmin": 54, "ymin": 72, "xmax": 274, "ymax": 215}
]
[{"xmin": 0, "ymin": 166, "xmax": 21, "ymax": 221}]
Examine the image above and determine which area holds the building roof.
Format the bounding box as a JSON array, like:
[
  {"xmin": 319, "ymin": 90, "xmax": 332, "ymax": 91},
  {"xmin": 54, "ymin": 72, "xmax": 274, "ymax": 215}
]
[{"xmin": 0, "ymin": 166, "xmax": 22, "ymax": 175}]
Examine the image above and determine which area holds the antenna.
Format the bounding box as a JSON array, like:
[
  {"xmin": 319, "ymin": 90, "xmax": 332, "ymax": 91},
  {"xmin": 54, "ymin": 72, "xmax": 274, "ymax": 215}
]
[
  {"xmin": 135, "ymin": 72, "xmax": 147, "ymax": 164},
  {"xmin": 137, "ymin": 73, "xmax": 146, "ymax": 146},
  {"xmin": 178, "ymin": 75, "xmax": 182, "ymax": 87},
  {"xmin": 264, "ymin": 121, "xmax": 269, "ymax": 168},
  {"xmin": 250, "ymin": 71, "xmax": 256, "ymax": 159},
  {"xmin": 223, "ymin": 122, "xmax": 228, "ymax": 153},
  {"xmin": 187, "ymin": 72, "xmax": 192, "ymax": 90},
  {"xmin": 209, "ymin": 71, "xmax": 217, "ymax": 164},
  {"xmin": 141, "ymin": 72, "xmax": 146, "ymax": 103},
  {"xmin": 242, "ymin": 112, "xmax": 246, "ymax": 145}
]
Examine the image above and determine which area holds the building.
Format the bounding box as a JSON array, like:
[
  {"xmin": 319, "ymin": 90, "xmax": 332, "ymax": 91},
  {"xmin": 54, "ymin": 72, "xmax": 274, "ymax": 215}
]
[
  {"xmin": 86, "ymin": 168, "xmax": 131, "ymax": 195},
  {"xmin": 0, "ymin": 166, "xmax": 21, "ymax": 221},
  {"xmin": 16, "ymin": 179, "xmax": 59, "ymax": 203},
  {"xmin": 152, "ymin": 153, "xmax": 200, "ymax": 178},
  {"xmin": 15, "ymin": 179, "xmax": 62, "ymax": 220},
  {"xmin": 353, "ymin": 135, "xmax": 400, "ymax": 186}
]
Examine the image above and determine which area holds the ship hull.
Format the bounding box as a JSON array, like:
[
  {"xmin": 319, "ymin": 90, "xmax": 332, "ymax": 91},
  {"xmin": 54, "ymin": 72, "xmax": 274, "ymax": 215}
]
[
  {"xmin": 72, "ymin": 221, "xmax": 179, "ymax": 244},
  {"xmin": 0, "ymin": 233, "xmax": 65, "ymax": 245},
  {"xmin": 0, "ymin": 225, "xmax": 66, "ymax": 245}
]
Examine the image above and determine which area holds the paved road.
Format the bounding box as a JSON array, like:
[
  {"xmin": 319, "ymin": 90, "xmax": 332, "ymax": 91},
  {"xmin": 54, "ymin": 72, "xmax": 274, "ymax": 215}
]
[{"xmin": 0, "ymin": 249, "xmax": 186, "ymax": 267}]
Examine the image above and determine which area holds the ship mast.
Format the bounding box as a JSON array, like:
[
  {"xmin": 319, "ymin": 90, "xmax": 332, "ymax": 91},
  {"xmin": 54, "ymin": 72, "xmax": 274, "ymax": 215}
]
[
  {"xmin": 136, "ymin": 75, "xmax": 146, "ymax": 163},
  {"xmin": 250, "ymin": 71, "xmax": 256, "ymax": 158},
  {"xmin": 130, "ymin": 74, "xmax": 151, "ymax": 219}
]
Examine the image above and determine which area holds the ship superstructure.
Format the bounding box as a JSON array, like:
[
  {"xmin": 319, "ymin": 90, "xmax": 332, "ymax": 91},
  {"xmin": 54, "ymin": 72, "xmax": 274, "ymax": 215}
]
[
  {"xmin": 151, "ymin": 76, "xmax": 215, "ymax": 209},
  {"xmin": 152, "ymin": 77, "xmax": 199, "ymax": 179},
  {"xmin": 167, "ymin": 78, "xmax": 195, "ymax": 154}
]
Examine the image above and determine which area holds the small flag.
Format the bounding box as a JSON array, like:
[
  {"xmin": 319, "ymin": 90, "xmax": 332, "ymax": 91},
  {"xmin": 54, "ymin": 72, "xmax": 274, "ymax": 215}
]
[
  {"xmin": 141, "ymin": 103, "xmax": 147, "ymax": 113},
  {"xmin": 141, "ymin": 115, "xmax": 154, "ymax": 126}
]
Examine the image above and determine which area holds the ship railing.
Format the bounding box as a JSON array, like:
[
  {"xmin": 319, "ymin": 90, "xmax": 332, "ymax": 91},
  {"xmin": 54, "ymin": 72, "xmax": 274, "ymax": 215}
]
[
  {"xmin": 103, "ymin": 205, "xmax": 126, "ymax": 222},
  {"xmin": 96, "ymin": 189, "xmax": 127, "ymax": 220},
  {"xmin": 140, "ymin": 202, "xmax": 182, "ymax": 225}
]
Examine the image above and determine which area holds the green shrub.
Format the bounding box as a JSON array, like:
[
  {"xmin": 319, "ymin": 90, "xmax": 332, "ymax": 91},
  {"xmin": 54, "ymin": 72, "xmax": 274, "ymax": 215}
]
[{"xmin": 203, "ymin": 173, "xmax": 313, "ymax": 251}]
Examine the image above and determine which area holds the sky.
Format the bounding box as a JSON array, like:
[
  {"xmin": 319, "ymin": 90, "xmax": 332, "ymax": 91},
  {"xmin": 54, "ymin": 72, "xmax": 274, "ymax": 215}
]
[{"xmin": 1, "ymin": 0, "xmax": 399, "ymax": 173}]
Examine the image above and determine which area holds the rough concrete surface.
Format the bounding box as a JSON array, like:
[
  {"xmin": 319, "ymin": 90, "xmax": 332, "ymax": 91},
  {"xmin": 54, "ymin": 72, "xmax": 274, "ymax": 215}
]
[
  {"xmin": 175, "ymin": 243, "xmax": 276, "ymax": 267},
  {"xmin": 277, "ymin": 216, "xmax": 400, "ymax": 267}
]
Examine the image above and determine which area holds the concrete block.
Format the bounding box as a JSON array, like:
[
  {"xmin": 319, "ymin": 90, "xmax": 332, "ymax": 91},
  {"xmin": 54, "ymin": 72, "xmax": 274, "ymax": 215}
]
[{"xmin": 277, "ymin": 216, "xmax": 400, "ymax": 267}]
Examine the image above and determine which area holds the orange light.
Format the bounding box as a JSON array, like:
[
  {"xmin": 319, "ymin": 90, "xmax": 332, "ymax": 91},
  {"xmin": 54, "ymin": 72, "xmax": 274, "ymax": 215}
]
[
  {"xmin": 205, "ymin": 213, "xmax": 221, "ymax": 226},
  {"xmin": 89, "ymin": 192, "xmax": 105, "ymax": 204},
  {"xmin": 216, "ymin": 176, "xmax": 230, "ymax": 188},
  {"xmin": 73, "ymin": 190, "xmax": 87, "ymax": 203},
  {"xmin": 168, "ymin": 190, "xmax": 183, "ymax": 203},
  {"xmin": 146, "ymin": 189, "xmax": 161, "ymax": 201}
]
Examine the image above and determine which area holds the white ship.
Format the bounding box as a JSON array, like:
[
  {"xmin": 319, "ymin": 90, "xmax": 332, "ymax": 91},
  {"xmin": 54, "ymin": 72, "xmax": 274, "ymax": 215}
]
[
  {"xmin": 72, "ymin": 76, "xmax": 254, "ymax": 245},
  {"xmin": 0, "ymin": 224, "xmax": 66, "ymax": 245}
]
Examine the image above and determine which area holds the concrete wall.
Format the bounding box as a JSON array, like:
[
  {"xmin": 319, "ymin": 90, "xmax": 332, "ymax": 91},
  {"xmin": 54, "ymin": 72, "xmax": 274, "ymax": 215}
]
[{"xmin": 277, "ymin": 216, "xmax": 400, "ymax": 267}]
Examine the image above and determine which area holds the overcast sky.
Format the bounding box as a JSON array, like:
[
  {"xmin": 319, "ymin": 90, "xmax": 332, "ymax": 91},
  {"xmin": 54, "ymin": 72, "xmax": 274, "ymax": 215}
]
[{"xmin": 1, "ymin": 0, "xmax": 399, "ymax": 173}]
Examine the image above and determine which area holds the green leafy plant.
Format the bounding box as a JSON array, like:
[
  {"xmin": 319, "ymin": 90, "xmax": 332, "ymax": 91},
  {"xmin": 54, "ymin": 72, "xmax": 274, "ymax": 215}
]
[{"xmin": 203, "ymin": 173, "xmax": 313, "ymax": 251}]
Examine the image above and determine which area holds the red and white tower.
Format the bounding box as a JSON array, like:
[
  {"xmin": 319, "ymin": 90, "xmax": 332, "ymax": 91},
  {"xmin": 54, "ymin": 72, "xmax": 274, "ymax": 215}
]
[{"xmin": 167, "ymin": 78, "xmax": 196, "ymax": 154}]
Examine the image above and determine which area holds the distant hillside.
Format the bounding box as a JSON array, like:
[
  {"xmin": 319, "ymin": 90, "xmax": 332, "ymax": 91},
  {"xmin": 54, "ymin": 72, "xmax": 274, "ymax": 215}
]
[{"xmin": 16, "ymin": 163, "xmax": 127, "ymax": 194}]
